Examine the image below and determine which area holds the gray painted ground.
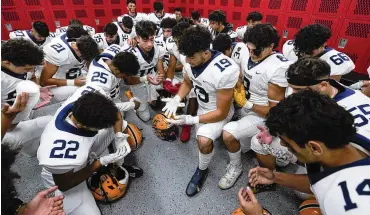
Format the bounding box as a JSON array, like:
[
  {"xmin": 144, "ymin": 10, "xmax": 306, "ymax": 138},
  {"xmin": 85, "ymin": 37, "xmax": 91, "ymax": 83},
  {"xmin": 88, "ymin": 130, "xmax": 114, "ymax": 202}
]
[{"xmin": 12, "ymin": 108, "xmax": 301, "ymax": 215}]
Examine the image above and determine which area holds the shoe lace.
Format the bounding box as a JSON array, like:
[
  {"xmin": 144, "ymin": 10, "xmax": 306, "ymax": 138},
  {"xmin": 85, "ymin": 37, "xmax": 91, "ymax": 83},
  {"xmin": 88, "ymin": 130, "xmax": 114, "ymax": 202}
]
[{"xmin": 224, "ymin": 164, "xmax": 238, "ymax": 179}]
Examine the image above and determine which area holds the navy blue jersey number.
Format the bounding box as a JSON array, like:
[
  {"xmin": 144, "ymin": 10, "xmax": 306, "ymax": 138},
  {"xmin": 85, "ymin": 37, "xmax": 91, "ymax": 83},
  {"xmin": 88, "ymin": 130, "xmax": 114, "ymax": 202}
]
[{"xmin": 49, "ymin": 140, "xmax": 80, "ymax": 159}]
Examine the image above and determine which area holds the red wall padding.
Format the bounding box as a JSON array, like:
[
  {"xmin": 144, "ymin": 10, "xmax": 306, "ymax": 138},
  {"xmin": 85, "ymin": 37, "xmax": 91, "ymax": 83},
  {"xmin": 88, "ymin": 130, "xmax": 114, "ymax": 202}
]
[{"xmin": 2, "ymin": 0, "xmax": 370, "ymax": 74}]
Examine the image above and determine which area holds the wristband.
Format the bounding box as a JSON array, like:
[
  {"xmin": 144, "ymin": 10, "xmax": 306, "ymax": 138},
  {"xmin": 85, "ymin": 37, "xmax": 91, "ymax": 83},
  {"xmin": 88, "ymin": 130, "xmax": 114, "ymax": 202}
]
[
  {"xmin": 193, "ymin": 116, "xmax": 200, "ymax": 124},
  {"xmin": 66, "ymin": 79, "xmax": 75, "ymax": 86},
  {"xmin": 244, "ymin": 101, "xmax": 254, "ymax": 110},
  {"xmin": 174, "ymin": 95, "xmax": 182, "ymax": 103},
  {"xmin": 139, "ymin": 75, "xmax": 147, "ymax": 83}
]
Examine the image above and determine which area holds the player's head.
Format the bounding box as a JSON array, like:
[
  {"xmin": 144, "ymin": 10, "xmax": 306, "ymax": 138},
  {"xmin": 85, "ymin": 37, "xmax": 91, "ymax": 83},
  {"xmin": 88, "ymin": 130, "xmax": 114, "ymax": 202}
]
[
  {"xmin": 191, "ymin": 10, "xmax": 201, "ymax": 21},
  {"xmin": 266, "ymin": 89, "xmax": 356, "ymax": 163},
  {"xmin": 209, "ymin": 10, "xmax": 226, "ymax": 31},
  {"xmin": 74, "ymin": 35, "xmax": 99, "ymax": 61},
  {"xmin": 121, "ymin": 16, "xmax": 134, "ymax": 33},
  {"xmin": 294, "ymin": 24, "xmax": 332, "ymax": 57},
  {"xmin": 104, "ymin": 23, "xmax": 119, "ymax": 43},
  {"xmin": 246, "ymin": 11, "xmax": 263, "ymax": 28},
  {"xmin": 69, "ymin": 19, "xmax": 83, "ymax": 27},
  {"xmin": 31, "ymin": 21, "xmax": 50, "ymax": 41},
  {"xmin": 72, "ymin": 92, "xmax": 119, "ymax": 130},
  {"xmin": 178, "ymin": 17, "xmax": 193, "ymax": 25},
  {"xmin": 178, "ymin": 25, "xmax": 213, "ymax": 67},
  {"xmin": 135, "ymin": 21, "xmax": 157, "ymax": 52},
  {"xmin": 243, "ymin": 23, "xmax": 279, "ymax": 61},
  {"xmin": 160, "ymin": 18, "xmax": 177, "ymax": 38},
  {"xmin": 66, "ymin": 25, "xmax": 89, "ymax": 39},
  {"xmin": 174, "ymin": 8, "xmax": 182, "ymax": 21},
  {"xmin": 172, "ymin": 21, "xmax": 191, "ymax": 44},
  {"xmin": 1, "ymin": 39, "xmax": 44, "ymax": 74},
  {"xmin": 110, "ymin": 52, "xmax": 140, "ymax": 78},
  {"xmin": 212, "ymin": 33, "xmax": 232, "ymax": 57},
  {"xmin": 126, "ymin": 0, "xmax": 136, "ymax": 13},
  {"xmin": 154, "ymin": 1, "xmax": 164, "ymax": 16},
  {"xmin": 287, "ymin": 57, "xmax": 332, "ymax": 95}
]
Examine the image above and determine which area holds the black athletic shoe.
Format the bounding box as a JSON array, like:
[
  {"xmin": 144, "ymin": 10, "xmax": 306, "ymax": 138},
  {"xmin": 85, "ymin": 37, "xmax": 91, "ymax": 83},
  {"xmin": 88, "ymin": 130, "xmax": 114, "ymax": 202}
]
[
  {"xmin": 186, "ymin": 167, "xmax": 208, "ymax": 197},
  {"xmin": 122, "ymin": 164, "xmax": 143, "ymax": 178}
]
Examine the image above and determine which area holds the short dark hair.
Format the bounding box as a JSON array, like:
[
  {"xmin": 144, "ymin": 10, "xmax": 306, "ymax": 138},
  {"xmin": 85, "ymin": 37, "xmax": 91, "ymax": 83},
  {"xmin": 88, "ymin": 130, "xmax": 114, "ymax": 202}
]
[
  {"xmin": 153, "ymin": 1, "xmax": 164, "ymax": 11},
  {"xmin": 135, "ymin": 21, "xmax": 157, "ymax": 39},
  {"xmin": 76, "ymin": 35, "xmax": 99, "ymax": 61},
  {"xmin": 212, "ymin": 33, "xmax": 232, "ymax": 54},
  {"xmin": 178, "ymin": 25, "xmax": 212, "ymax": 57},
  {"xmin": 32, "ymin": 21, "xmax": 49, "ymax": 37},
  {"xmin": 69, "ymin": 19, "xmax": 83, "ymax": 26},
  {"xmin": 208, "ymin": 10, "xmax": 226, "ymax": 24},
  {"xmin": 126, "ymin": 0, "xmax": 136, "ymax": 5},
  {"xmin": 178, "ymin": 17, "xmax": 193, "ymax": 25},
  {"xmin": 104, "ymin": 23, "xmax": 118, "ymax": 35},
  {"xmin": 112, "ymin": 52, "xmax": 140, "ymax": 76},
  {"xmin": 160, "ymin": 18, "xmax": 177, "ymax": 29},
  {"xmin": 246, "ymin": 11, "xmax": 263, "ymax": 22},
  {"xmin": 243, "ymin": 23, "xmax": 279, "ymax": 49},
  {"xmin": 72, "ymin": 92, "xmax": 118, "ymax": 129},
  {"xmin": 172, "ymin": 21, "xmax": 191, "ymax": 39},
  {"xmin": 1, "ymin": 39, "xmax": 44, "ymax": 66},
  {"xmin": 191, "ymin": 10, "xmax": 200, "ymax": 20},
  {"xmin": 287, "ymin": 57, "xmax": 331, "ymax": 81},
  {"xmin": 122, "ymin": 16, "xmax": 134, "ymax": 29},
  {"xmin": 174, "ymin": 7, "xmax": 182, "ymax": 12},
  {"xmin": 294, "ymin": 24, "xmax": 332, "ymax": 56},
  {"xmin": 266, "ymin": 89, "xmax": 356, "ymax": 149},
  {"xmin": 66, "ymin": 25, "xmax": 89, "ymax": 39}
]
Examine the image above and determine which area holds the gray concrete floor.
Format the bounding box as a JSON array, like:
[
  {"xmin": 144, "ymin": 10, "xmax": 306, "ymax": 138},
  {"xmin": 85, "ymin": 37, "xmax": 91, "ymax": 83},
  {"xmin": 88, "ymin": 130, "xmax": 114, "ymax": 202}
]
[{"xmin": 12, "ymin": 108, "xmax": 301, "ymax": 215}]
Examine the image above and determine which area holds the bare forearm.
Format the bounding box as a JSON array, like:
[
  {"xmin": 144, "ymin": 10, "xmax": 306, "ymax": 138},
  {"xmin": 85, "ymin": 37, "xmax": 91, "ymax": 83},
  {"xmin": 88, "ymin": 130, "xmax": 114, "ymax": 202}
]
[
  {"xmin": 166, "ymin": 60, "xmax": 176, "ymax": 80},
  {"xmin": 40, "ymin": 78, "xmax": 67, "ymax": 87},
  {"xmin": 1, "ymin": 113, "xmax": 16, "ymax": 139},
  {"xmin": 113, "ymin": 112, "xmax": 123, "ymax": 133},
  {"xmin": 251, "ymin": 104, "xmax": 271, "ymax": 118},
  {"xmin": 199, "ymin": 109, "xmax": 228, "ymax": 123},
  {"xmin": 177, "ymin": 80, "xmax": 192, "ymax": 99},
  {"xmin": 274, "ymin": 172, "xmax": 312, "ymax": 194}
]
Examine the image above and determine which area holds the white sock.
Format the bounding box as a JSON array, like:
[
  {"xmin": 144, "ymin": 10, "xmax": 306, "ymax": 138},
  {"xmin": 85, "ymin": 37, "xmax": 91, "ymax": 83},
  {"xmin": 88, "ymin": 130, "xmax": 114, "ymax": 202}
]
[
  {"xmin": 198, "ymin": 150, "xmax": 214, "ymax": 170},
  {"xmin": 228, "ymin": 148, "xmax": 242, "ymax": 168}
]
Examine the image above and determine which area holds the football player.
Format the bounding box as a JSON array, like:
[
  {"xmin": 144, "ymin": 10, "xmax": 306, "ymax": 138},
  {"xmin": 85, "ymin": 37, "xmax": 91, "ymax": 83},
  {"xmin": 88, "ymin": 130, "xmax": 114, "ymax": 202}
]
[
  {"xmin": 219, "ymin": 24, "xmax": 290, "ymax": 190},
  {"xmin": 113, "ymin": 16, "xmax": 136, "ymax": 41},
  {"xmin": 55, "ymin": 19, "xmax": 95, "ymax": 36},
  {"xmin": 174, "ymin": 7, "xmax": 182, "ymax": 21},
  {"xmin": 122, "ymin": 21, "xmax": 166, "ymax": 122},
  {"xmin": 282, "ymin": 24, "xmax": 354, "ymax": 81},
  {"xmin": 1, "ymin": 39, "xmax": 52, "ymax": 157},
  {"xmin": 208, "ymin": 10, "xmax": 237, "ymax": 42},
  {"xmin": 9, "ymin": 21, "xmax": 52, "ymax": 48},
  {"xmin": 163, "ymin": 26, "xmax": 239, "ymax": 196},
  {"xmin": 37, "ymin": 88, "xmax": 139, "ymax": 215},
  {"xmin": 93, "ymin": 23, "xmax": 128, "ymax": 51},
  {"xmin": 40, "ymin": 25, "xmax": 99, "ymax": 105},
  {"xmin": 148, "ymin": 1, "xmax": 176, "ymax": 32},
  {"xmin": 236, "ymin": 11, "xmax": 263, "ymax": 41},
  {"xmin": 247, "ymin": 90, "xmax": 370, "ymax": 215},
  {"xmin": 251, "ymin": 58, "xmax": 370, "ymax": 171},
  {"xmin": 191, "ymin": 10, "xmax": 209, "ymax": 27},
  {"xmin": 155, "ymin": 18, "xmax": 178, "ymax": 68},
  {"xmin": 118, "ymin": 0, "xmax": 148, "ymax": 25}
]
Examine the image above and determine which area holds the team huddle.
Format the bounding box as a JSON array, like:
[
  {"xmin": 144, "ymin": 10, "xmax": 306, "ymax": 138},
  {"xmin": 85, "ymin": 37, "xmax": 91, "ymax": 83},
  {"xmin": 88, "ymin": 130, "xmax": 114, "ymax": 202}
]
[{"xmin": 2, "ymin": 0, "xmax": 370, "ymax": 214}]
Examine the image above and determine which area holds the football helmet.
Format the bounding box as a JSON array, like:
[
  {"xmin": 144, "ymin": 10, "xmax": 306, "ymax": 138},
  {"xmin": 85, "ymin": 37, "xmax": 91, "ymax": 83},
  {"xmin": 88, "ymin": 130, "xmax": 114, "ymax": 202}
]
[{"xmin": 152, "ymin": 113, "xmax": 179, "ymax": 141}]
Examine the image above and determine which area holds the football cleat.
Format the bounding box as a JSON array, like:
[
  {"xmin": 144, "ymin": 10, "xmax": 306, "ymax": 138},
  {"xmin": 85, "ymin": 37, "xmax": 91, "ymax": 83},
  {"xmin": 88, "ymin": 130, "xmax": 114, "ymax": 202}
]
[
  {"xmin": 186, "ymin": 167, "xmax": 208, "ymax": 197},
  {"xmin": 180, "ymin": 125, "xmax": 191, "ymax": 142}
]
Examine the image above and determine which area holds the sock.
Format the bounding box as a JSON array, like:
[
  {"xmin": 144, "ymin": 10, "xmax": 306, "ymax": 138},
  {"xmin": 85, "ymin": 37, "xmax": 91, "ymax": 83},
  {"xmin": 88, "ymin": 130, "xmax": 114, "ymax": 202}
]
[
  {"xmin": 228, "ymin": 148, "xmax": 242, "ymax": 168},
  {"xmin": 198, "ymin": 149, "xmax": 214, "ymax": 170}
]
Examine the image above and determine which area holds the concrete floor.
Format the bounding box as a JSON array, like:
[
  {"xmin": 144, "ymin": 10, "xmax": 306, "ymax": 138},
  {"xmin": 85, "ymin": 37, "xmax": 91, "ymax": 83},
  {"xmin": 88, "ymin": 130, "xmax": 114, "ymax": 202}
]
[{"xmin": 12, "ymin": 108, "xmax": 301, "ymax": 215}]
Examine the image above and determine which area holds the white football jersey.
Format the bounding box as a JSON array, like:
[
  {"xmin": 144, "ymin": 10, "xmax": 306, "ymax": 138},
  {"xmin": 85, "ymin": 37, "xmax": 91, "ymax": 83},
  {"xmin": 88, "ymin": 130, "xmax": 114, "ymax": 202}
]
[
  {"xmin": 236, "ymin": 25, "xmax": 247, "ymax": 40},
  {"xmin": 184, "ymin": 51, "xmax": 239, "ymax": 114},
  {"xmin": 154, "ymin": 34, "xmax": 171, "ymax": 68},
  {"xmin": 9, "ymin": 30, "xmax": 52, "ymax": 48},
  {"xmin": 241, "ymin": 52, "xmax": 290, "ymax": 106},
  {"xmin": 283, "ymin": 41, "xmax": 355, "ymax": 77},
  {"xmin": 112, "ymin": 22, "xmax": 136, "ymax": 39},
  {"xmin": 86, "ymin": 44, "xmax": 122, "ymax": 100},
  {"xmin": 122, "ymin": 44, "xmax": 165, "ymax": 77},
  {"xmin": 1, "ymin": 67, "xmax": 33, "ymax": 107},
  {"xmin": 147, "ymin": 13, "xmax": 176, "ymax": 27},
  {"xmin": 209, "ymin": 25, "xmax": 237, "ymax": 41},
  {"xmin": 55, "ymin": 25, "xmax": 95, "ymax": 36},
  {"xmin": 166, "ymin": 36, "xmax": 187, "ymax": 65},
  {"xmin": 117, "ymin": 13, "xmax": 148, "ymax": 25},
  {"xmin": 231, "ymin": 42, "xmax": 249, "ymax": 68},
  {"xmin": 92, "ymin": 32, "xmax": 127, "ymax": 50},
  {"xmin": 199, "ymin": 18, "xmax": 210, "ymax": 27},
  {"xmin": 43, "ymin": 34, "xmax": 85, "ymax": 80}
]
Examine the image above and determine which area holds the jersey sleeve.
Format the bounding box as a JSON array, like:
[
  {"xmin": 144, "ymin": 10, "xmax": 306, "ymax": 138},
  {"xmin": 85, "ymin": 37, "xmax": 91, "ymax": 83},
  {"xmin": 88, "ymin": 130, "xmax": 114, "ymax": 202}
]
[
  {"xmin": 328, "ymin": 52, "xmax": 355, "ymax": 76},
  {"xmin": 217, "ymin": 64, "xmax": 239, "ymax": 89},
  {"xmin": 282, "ymin": 40, "xmax": 298, "ymax": 62},
  {"xmin": 43, "ymin": 43, "xmax": 69, "ymax": 66},
  {"xmin": 9, "ymin": 31, "xmax": 16, "ymax": 39},
  {"xmin": 93, "ymin": 33, "xmax": 105, "ymax": 50},
  {"xmin": 269, "ymin": 63, "xmax": 289, "ymax": 88},
  {"xmin": 84, "ymin": 25, "xmax": 96, "ymax": 36},
  {"xmin": 228, "ymin": 30, "xmax": 238, "ymax": 40}
]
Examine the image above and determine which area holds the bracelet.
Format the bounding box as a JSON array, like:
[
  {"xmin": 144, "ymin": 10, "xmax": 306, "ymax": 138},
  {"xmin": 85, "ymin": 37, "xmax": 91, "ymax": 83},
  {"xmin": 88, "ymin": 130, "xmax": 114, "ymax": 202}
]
[
  {"xmin": 66, "ymin": 79, "xmax": 75, "ymax": 86},
  {"xmin": 139, "ymin": 75, "xmax": 147, "ymax": 83}
]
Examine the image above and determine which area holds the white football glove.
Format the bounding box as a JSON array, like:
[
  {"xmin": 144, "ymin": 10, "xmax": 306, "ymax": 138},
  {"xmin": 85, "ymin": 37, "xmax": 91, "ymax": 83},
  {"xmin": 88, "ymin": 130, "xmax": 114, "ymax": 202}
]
[
  {"xmin": 161, "ymin": 95, "xmax": 182, "ymax": 118},
  {"xmin": 166, "ymin": 115, "xmax": 199, "ymax": 125},
  {"xmin": 99, "ymin": 147, "xmax": 126, "ymax": 166},
  {"xmin": 116, "ymin": 102, "xmax": 136, "ymax": 112},
  {"xmin": 129, "ymin": 97, "xmax": 142, "ymax": 110},
  {"xmin": 114, "ymin": 132, "xmax": 131, "ymax": 157}
]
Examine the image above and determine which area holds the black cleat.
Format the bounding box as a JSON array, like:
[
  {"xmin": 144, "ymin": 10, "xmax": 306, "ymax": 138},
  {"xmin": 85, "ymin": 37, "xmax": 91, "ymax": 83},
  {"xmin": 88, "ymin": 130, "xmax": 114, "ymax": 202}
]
[
  {"xmin": 122, "ymin": 164, "xmax": 143, "ymax": 178},
  {"xmin": 186, "ymin": 167, "xmax": 208, "ymax": 197}
]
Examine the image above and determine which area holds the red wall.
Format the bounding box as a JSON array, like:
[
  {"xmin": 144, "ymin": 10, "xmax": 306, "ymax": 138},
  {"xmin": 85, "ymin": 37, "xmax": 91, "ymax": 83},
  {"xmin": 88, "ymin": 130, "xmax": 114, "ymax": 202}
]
[{"xmin": 2, "ymin": 0, "xmax": 370, "ymax": 74}]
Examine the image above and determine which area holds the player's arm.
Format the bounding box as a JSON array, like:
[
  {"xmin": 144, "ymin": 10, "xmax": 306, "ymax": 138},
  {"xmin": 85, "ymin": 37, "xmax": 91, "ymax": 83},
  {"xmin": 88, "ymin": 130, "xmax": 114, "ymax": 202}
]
[
  {"xmin": 251, "ymin": 83, "xmax": 285, "ymax": 117},
  {"xmin": 199, "ymin": 88, "xmax": 233, "ymax": 123},
  {"xmin": 39, "ymin": 61, "xmax": 66, "ymax": 87},
  {"xmin": 274, "ymin": 172, "xmax": 312, "ymax": 194},
  {"xmin": 166, "ymin": 55, "xmax": 177, "ymax": 80},
  {"xmin": 176, "ymin": 72, "xmax": 193, "ymax": 99},
  {"xmin": 52, "ymin": 160, "xmax": 102, "ymax": 192},
  {"xmin": 156, "ymin": 58, "xmax": 165, "ymax": 77}
]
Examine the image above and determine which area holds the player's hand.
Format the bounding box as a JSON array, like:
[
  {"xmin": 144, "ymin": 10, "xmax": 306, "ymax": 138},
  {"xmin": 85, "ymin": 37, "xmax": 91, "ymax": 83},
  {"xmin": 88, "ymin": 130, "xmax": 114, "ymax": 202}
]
[
  {"xmin": 238, "ymin": 187, "xmax": 263, "ymax": 215},
  {"xmin": 1, "ymin": 92, "xmax": 29, "ymax": 118},
  {"xmin": 114, "ymin": 132, "xmax": 132, "ymax": 156},
  {"xmin": 256, "ymin": 126, "xmax": 273, "ymax": 145},
  {"xmin": 162, "ymin": 95, "xmax": 182, "ymax": 118},
  {"xmin": 248, "ymin": 167, "xmax": 275, "ymax": 187},
  {"xmin": 116, "ymin": 102, "xmax": 136, "ymax": 112},
  {"xmin": 74, "ymin": 77, "xmax": 86, "ymax": 87},
  {"xmin": 163, "ymin": 79, "xmax": 181, "ymax": 95},
  {"xmin": 99, "ymin": 146, "xmax": 127, "ymax": 166},
  {"xmin": 166, "ymin": 115, "xmax": 199, "ymax": 125},
  {"xmin": 23, "ymin": 186, "xmax": 65, "ymax": 215},
  {"xmin": 233, "ymin": 84, "xmax": 246, "ymax": 107},
  {"xmin": 129, "ymin": 97, "xmax": 141, "ymax": 110},
  {"xmin": 34, "ymin": 86, "xmax": 55, "ymax": 110}
]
